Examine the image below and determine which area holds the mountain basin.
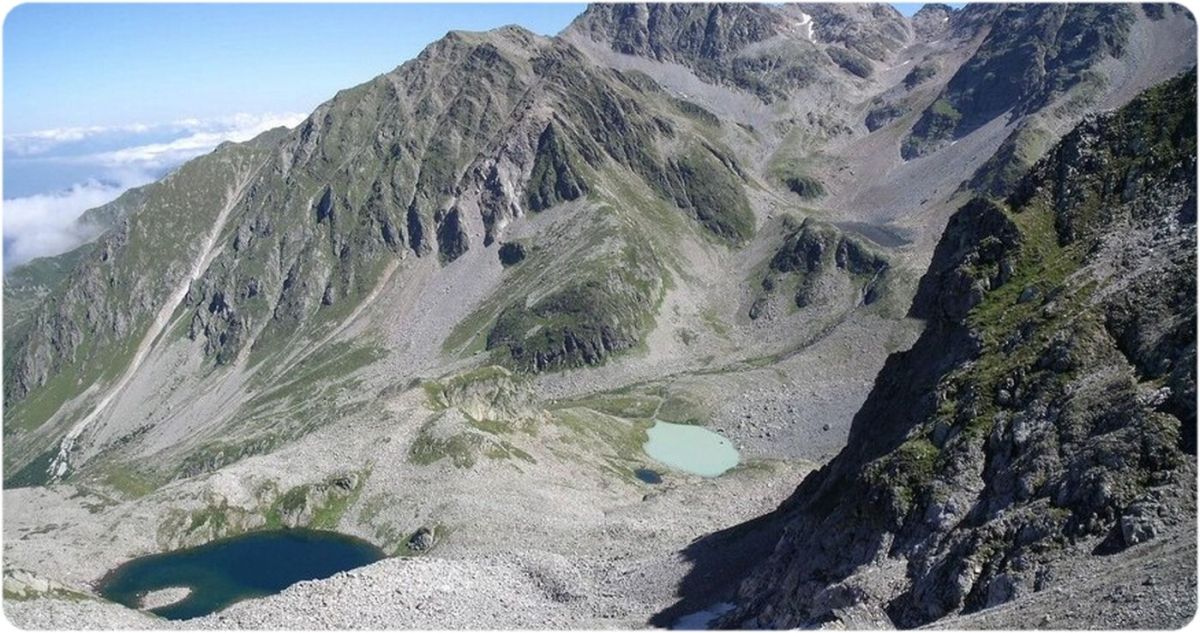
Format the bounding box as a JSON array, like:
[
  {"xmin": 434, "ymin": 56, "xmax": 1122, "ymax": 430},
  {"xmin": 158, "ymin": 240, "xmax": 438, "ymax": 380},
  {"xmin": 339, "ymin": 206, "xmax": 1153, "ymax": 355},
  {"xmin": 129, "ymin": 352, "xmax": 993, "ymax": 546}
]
[
  {"xmin": 96, "ymin": 528, "xmax": 385, "ymax": 620},
  {"xmin": 643, "ymin": 421, "xmax": 739, "ymax": 477}
]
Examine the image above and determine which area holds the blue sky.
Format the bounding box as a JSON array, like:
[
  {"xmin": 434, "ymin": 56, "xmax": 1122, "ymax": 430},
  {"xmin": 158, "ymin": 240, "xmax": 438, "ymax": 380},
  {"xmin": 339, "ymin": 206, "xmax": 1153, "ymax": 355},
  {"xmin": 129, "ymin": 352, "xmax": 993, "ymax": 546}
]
[
  {"xmin": 2, "ymin": 3, "xmax": 586, "ymax": 266},
  {"xmin": 2, "ymin": 2, "xmax": 948, "ymax": 267},
  {"xmin": 4, "ymin": 3, "xmax": 957, "ymax": 134},
  {"xmin": 4, "ymin": 3, "xmax": 587, "ymax": 133}
]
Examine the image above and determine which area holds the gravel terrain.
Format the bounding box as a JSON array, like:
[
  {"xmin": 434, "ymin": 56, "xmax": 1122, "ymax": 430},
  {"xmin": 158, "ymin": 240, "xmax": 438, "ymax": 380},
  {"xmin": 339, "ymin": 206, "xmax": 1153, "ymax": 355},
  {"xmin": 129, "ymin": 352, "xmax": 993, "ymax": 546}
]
[
  {"xmin": 4, "ymin": 4, "xmax": 1195, "ymax": 631},
  {"xmin": 4, "ymin": 455, "xmax": 808, "ymax": 629},
  {"xmin": 140, "ymin": 588, "xmax": 192, "ymax": 611},
  {"xmin": 928, "ymin": 524, "xmax": 1198, "ymax": 630}
]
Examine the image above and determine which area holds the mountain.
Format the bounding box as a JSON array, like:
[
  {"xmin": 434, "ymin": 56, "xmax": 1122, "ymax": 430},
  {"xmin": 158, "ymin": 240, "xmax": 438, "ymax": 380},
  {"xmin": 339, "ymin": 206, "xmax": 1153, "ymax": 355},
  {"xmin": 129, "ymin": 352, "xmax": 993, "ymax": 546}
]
[
  {"xmin": 902, "ymin": 3, "xmax": 1137, "ymax": 159},
  {"xmin": 723, "ymin": 69, "xmax": 1197, "ymax": 629},
  {"xmin": 3, "ymin": 3, "xmax": 1195, "ymax": 629}
]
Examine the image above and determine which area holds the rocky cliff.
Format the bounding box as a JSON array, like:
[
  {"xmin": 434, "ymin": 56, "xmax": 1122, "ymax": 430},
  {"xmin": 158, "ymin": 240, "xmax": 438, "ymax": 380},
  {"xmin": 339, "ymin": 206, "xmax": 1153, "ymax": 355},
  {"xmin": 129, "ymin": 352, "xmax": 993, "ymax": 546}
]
[
  {"xmin": 2, "ymin": 24, "xmax": 759, "ymax": 476},
  {"xmin": 1, "ymin": 0, "xmax": 1188, "ymax": 491},
  {"xmin": 724, "ymin": 69, "xmax": 1197, "ymax": 629},
  {"xmin": 568, "ymin": 2, "xmax": 911, "ymax": 100},
  {"xmin": 903, "ymin": 3, "xmax": 1138, "ymax": 158},
  {"xmin": 2, "ymin": 4, "xmax": 1196, "ymax": 630}
]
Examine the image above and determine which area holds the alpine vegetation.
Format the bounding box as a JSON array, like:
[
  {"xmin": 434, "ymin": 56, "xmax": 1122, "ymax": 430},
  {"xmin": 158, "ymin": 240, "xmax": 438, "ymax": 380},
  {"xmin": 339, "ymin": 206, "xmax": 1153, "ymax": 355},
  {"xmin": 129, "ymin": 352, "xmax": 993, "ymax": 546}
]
[{"xmin": 3, "ymin": 4, "xmax": 1196, "ymax": 630}]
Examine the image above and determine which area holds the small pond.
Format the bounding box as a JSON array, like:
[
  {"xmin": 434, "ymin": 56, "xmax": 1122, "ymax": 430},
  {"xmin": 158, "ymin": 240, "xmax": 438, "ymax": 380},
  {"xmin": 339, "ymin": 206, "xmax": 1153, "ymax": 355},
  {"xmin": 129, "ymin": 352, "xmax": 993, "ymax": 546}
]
[
  {"xmin": 634, "ymin": 467, "xmax": 663, "ymax": 484},
  {"xmin": 97, "ymin": 528, "xmax": 385, "ymax": 621},
  {"xmin": 643, "ymin": 421, "xmax": 739, "ymax": 477}
]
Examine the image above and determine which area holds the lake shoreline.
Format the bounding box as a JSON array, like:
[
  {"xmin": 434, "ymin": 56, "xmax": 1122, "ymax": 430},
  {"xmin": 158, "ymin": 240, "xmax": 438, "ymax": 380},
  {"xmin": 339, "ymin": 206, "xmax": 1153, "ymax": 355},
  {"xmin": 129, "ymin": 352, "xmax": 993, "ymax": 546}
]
[{"xmin": 140, "ymin": 587, "xmax": 192, "ymax": 610}]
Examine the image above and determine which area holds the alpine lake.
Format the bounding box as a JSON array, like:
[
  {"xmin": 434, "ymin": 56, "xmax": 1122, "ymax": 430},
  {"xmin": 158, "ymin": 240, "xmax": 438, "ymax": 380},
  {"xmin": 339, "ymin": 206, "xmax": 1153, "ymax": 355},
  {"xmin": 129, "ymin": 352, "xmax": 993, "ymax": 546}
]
[{"xmin": 97, "ymin": 528, "xmax": 385, "ymax": 620}]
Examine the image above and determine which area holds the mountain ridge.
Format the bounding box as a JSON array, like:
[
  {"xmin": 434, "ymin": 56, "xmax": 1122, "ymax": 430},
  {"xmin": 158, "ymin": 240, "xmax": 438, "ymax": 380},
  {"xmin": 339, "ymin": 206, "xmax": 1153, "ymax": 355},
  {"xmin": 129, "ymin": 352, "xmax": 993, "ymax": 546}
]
[
  {"xmin": 2, "ymin": 4, "xmax": 1196, "ymax": 629},
  {"xmin": 724, "ymin": 67, "xmax": 1197, "ymax": 629}
]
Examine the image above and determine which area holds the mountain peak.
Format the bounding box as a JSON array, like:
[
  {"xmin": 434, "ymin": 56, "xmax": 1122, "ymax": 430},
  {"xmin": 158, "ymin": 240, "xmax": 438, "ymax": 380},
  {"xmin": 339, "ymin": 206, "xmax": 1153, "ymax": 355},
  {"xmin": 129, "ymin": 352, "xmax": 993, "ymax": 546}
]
[
  {"xmin": 4, "ymin": 5, "xmax": 1196, "ymax": 630},
  {"xmin": 566, "ymin": 3, "xmax": 785, "ymax": 62},
  {"xmin": 910, "ymin": 2, "xmax": 957, "ymax": 39}
]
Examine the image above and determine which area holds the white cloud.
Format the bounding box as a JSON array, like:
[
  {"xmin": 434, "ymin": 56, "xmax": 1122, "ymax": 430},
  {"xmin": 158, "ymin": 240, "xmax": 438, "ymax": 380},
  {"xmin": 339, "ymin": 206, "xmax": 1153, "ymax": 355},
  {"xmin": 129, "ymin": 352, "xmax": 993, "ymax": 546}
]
[
  {"xmin": 5, "ymin": 122, "xmax": 152, "ymax": 157},
  {"xmin": 5, "ymin": 112, "xmax": 307, "ymax": 161},
  {"xmin": 3, "ymin": 173, "xmax": 153, "ymax": 267},
  {"xmin": 88, "ymin": 112, "xmax": 307, "ymax": 170},
  {"xmin": 3, "ymin": 112, "xmax": 308, "ymax": 269}
]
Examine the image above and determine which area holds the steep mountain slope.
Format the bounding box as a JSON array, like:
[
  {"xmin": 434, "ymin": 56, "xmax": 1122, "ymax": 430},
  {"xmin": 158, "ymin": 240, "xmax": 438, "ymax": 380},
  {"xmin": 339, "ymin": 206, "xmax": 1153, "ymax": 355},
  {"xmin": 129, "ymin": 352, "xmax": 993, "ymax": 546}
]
[
  {"xmin": 1, "ymin": 186, "xmax": 150, "ymax": 345},
  {"xmin": 902, "ymin": 3, "xmax": 1135, "ymax": 158},
  {"xmin": 3, "ymin": 244, "xmax": 94, "ymax": 347},
  {"xmin": 5, "ymin": 2, "xmax": 1190, "ymax": 486},
  {"xmin": 724, "ymin": 70, "xmax": 1197, "ymax": 630},
  {"xmin": 4, "ymin": 138, "xmax": 276, "ymax": 482},
  {"xmin": 2, "ymin": 3, "xmax": 1195, "ymax": 629},
  {"xmin": 567, "ymin": 3, "xmax": 910, "ymax": 100},
  {"xmin": 3, "ymin": 26, "xmax": 758, "ymax": 482}
]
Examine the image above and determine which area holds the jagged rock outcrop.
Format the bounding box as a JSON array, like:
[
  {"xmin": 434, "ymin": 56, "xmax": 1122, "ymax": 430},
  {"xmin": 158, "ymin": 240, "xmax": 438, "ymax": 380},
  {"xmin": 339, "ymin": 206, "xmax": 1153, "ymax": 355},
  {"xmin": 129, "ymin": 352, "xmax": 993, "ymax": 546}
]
[
  {"xmin": 910, "ymin": 3, "xmax": 957, "ymax": 40},
  {"xmin": 423, "ymin": 365, "xmax": 545, "ymax": 423},
  {"xmin": 725, "ymin": 71, "xmax": 1197, "ymax": 629},
  {"xmin": 750, "ymin": 218, "xmax": 889, "ymax": 320},
  {"xmin": 801, "ymin": 4, "xmax": 910, "ymax": 60},
  {"xmin": 4, "ymin": 3, "xmax": 1193, "ymax": 520},
  {"xmin": 865, "ymin": 101, "xmax": 909, "ymax": 132},
  {"xmin": 153, "ymin": 471, "xmax": 365, "ymax": 550},
  {"xmin": 486, "ymin": 260, "xmax": 662, "ymax": 372},
  {"xmin": 525, "ymin": 122, "xmax": 588, "ymax": 213},
  {"xmin": 903, "ymin": 4, "xmax": 1140, "ymax": 158},
  {"xmin": 566, "ymin": 3, "xmax": 911, "ymax": 100},
  {"xmin": 497, "ymin": 242, "xmax": 527, "ymax": 267},
  {"xmin": 568, "ymin": 4, "xmax": 785, "ymax": 77}
]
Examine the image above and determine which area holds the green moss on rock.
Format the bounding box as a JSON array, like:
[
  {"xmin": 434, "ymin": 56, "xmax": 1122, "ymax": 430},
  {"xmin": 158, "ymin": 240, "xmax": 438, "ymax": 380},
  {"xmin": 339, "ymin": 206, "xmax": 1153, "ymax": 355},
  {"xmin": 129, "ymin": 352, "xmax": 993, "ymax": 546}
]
[
  {"xmin": 526, "ymin": 122, "xmax": 588, "ymax": 212},
  {"xmin": 661, "ymin": 145, "xmax": 755, "ymax": 242},
  {"xmin": 827, "ymin": 47, "xmax": 874, "ymax": 79}
]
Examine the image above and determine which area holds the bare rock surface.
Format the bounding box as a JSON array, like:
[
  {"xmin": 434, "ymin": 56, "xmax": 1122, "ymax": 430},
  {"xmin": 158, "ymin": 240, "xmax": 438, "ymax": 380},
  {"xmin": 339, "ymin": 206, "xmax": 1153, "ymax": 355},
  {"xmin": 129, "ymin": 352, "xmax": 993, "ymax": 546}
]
[
  {"xmin": 138, "ymin": 587, "xmax": 192, "ymax": 611},
  {"xmin": 3, "ymin": 4, "xmax": 1195, "ymax": 631}
]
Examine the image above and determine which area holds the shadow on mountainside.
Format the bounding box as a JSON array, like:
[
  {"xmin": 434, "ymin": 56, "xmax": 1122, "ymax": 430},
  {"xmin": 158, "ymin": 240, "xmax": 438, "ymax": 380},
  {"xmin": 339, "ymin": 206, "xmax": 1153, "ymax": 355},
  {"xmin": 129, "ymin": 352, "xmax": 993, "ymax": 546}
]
[
  {"xmin": 648, "ymin": 508, "xmax": 788, "ymax": 628},
  {"xmin": 647, "ymin": 197, "xmax": 1012, "ymax": 629}
]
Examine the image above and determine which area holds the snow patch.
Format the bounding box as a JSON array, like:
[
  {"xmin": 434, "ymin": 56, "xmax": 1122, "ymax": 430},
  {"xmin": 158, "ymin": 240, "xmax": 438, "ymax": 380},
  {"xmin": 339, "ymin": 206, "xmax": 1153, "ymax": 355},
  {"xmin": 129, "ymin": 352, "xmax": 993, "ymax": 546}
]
[
  {"xmin": 674, "ymin": 602, "xmax": 736, "ymax": 629},
  {"xmin": 794, "ymin": 12, "xmax": 814, "ymax": 42}
]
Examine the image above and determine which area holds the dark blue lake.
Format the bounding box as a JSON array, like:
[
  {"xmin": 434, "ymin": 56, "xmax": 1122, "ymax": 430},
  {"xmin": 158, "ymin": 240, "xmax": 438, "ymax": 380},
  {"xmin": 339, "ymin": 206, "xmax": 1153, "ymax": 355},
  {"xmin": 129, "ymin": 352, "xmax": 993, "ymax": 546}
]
[
  {"xmin": 634, "ymin": 467, "xmax": 663, "ymax": 484},
  {"xmin": 96, "ymin": 528, "xmax": 385, "ymax": 620}
]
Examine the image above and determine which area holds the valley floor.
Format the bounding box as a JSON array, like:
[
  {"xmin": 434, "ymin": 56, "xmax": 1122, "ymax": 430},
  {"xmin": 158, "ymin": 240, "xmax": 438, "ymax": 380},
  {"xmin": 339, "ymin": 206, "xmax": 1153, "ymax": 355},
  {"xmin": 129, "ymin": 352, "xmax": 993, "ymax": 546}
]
[
  {"xmin": 3, "ymin": 457, "xmax": 807, "ymax": 629},
  {"xmin": 5, "ymin": 462, "xmax": 1195, "ymax": 630}
]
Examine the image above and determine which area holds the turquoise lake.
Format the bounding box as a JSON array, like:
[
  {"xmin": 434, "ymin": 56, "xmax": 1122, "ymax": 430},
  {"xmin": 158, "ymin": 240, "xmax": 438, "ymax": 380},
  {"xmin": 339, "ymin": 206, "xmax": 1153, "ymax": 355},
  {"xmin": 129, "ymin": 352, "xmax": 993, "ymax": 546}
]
[
  {"xmin": 643, "ymin": 421, "xmax": 739, "ymax": 477},
  {"xmin": 97, "ymin": 528, "xmax": 385, "ymax": 620}
]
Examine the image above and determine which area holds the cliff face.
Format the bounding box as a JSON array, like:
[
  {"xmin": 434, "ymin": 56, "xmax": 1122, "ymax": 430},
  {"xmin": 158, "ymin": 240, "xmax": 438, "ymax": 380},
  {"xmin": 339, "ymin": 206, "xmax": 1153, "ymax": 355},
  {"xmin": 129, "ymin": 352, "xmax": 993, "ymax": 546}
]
[
  {"xmin": 566, "ymin": 2, "xmax": 912, "ymax": 99},
  {"xmin": 2, "ymin": 27, "xmax": 753, "ymax": 433},
  {"xmin": 726, "ymin": 70, "xmax": 1197, "ymax": 628},
  {"xmin": 749, "ymin": 218, "xmax": 890, "ymax": 321},
  {"xmin": 903, "ymin": 3, "xmax": 1138, "ymax": 158},
  {"xmin": 4, "ymin": 141, "xmax": 273, "ymax": 421},
  {"xmin": 3, "ymin": 3, "xmax": 1192, "ymax": 511}
]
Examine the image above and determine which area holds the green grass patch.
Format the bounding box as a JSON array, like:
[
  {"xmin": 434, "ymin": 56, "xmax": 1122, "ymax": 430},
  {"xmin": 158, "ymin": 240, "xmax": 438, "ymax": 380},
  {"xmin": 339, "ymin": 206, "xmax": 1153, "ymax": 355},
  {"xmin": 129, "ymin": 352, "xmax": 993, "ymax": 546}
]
[
  {"xmin": 246, "ymin": 341, "xmax": 385, "ymax": 405},
  {"xmin": 551, "ymin": 393, "xmax": 660, "ymax": 419},
  {"xmin": 552, "ymin": 407, "xmax": 652, "ymax": 462},
  {"xmin": 98, "ymin": 466, "xmax": 160, "ymax": 499},
  {"xmin": 407, "ymin": 418, "xmax": 535, "ymax": 468}
]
